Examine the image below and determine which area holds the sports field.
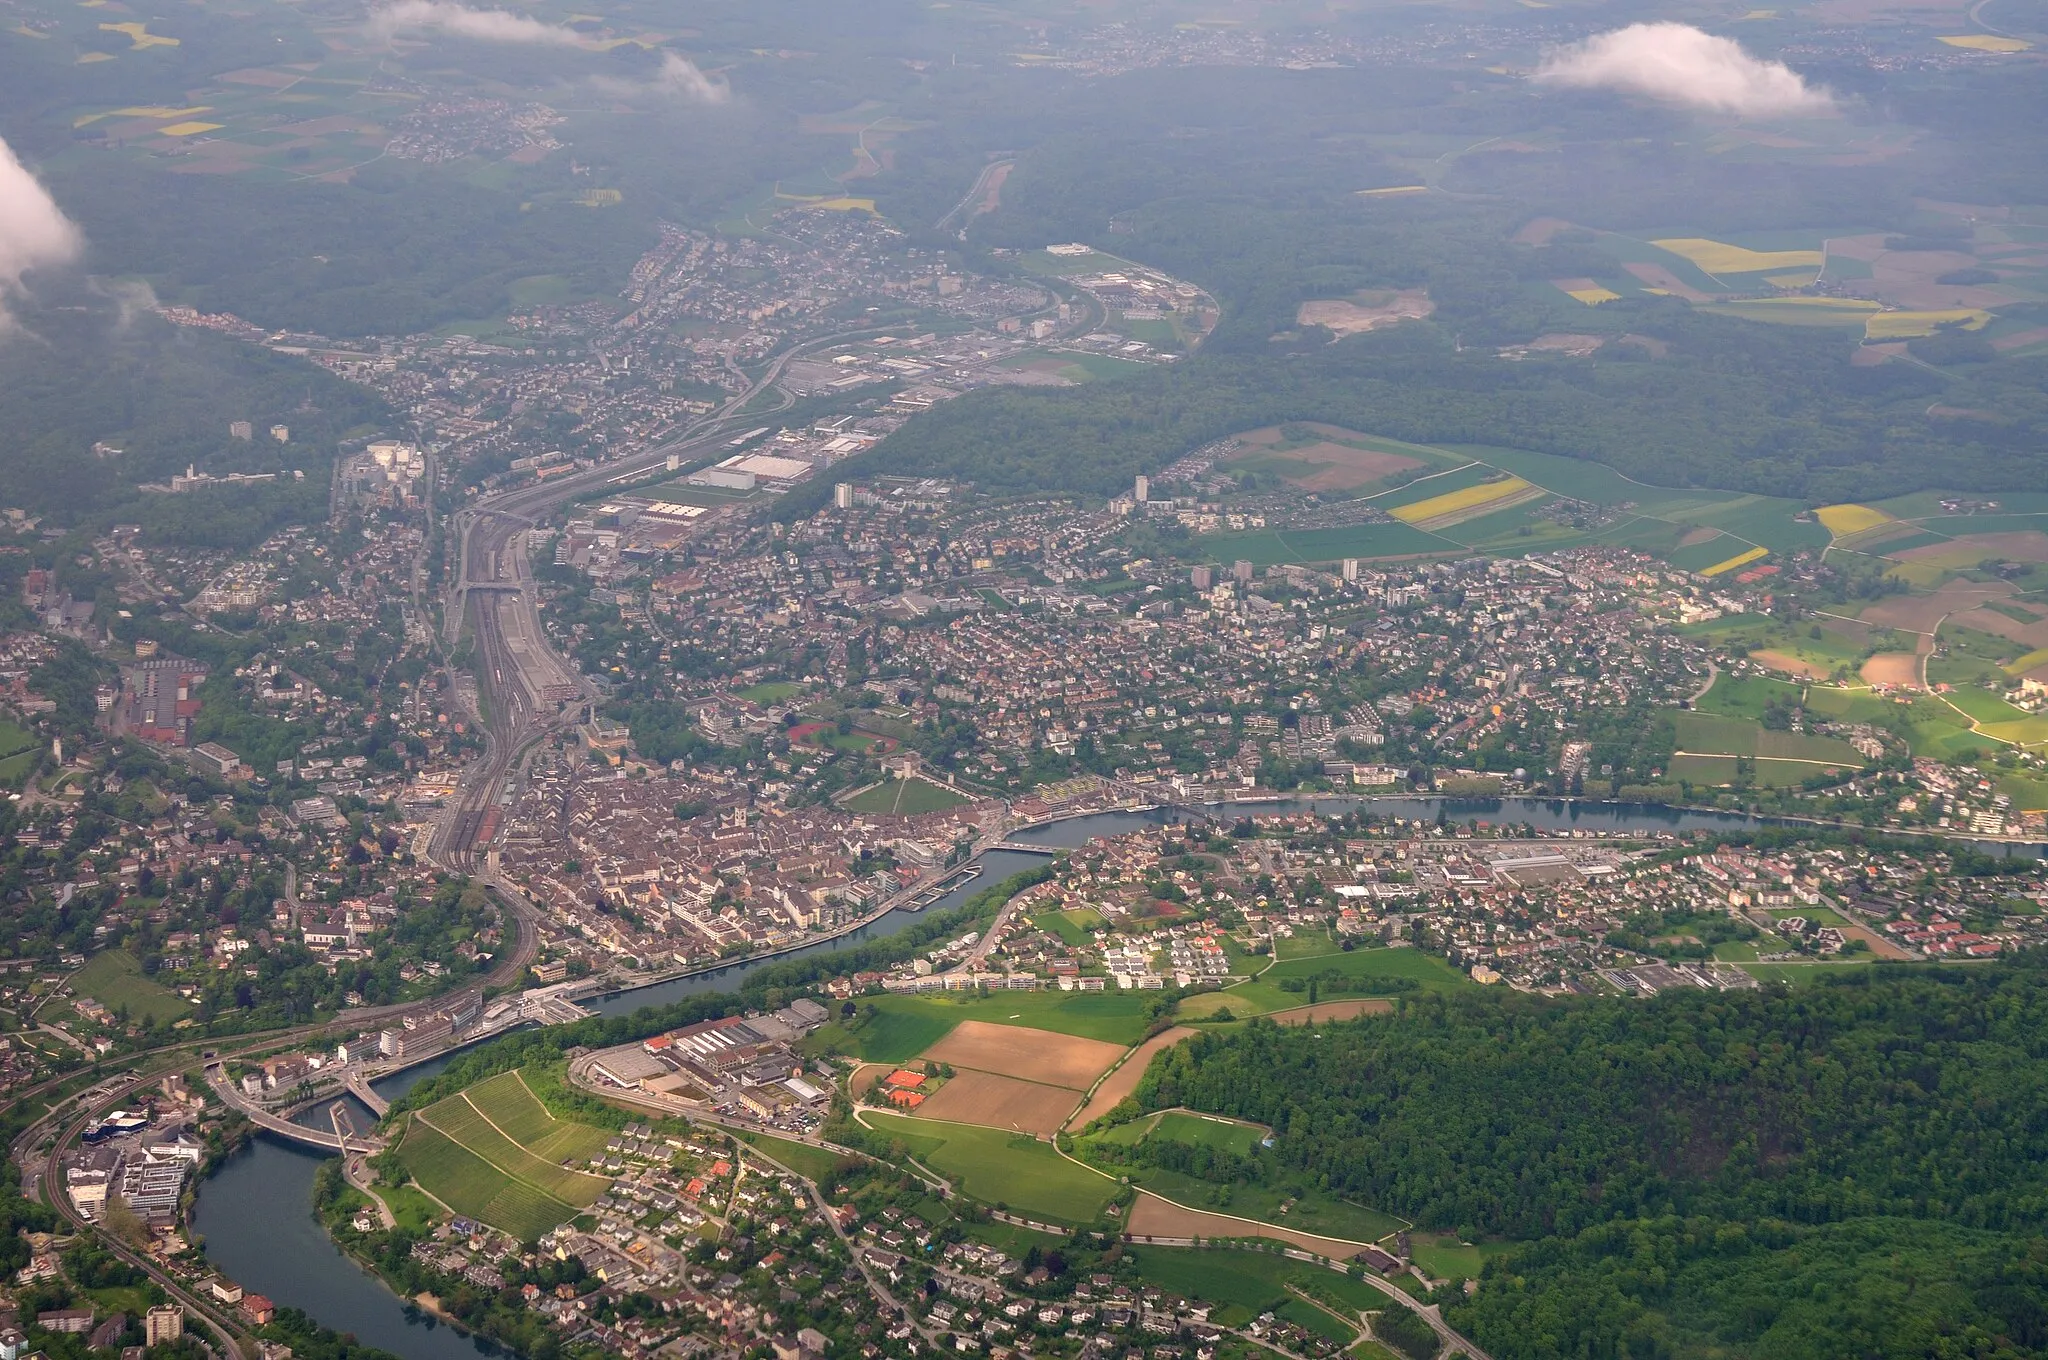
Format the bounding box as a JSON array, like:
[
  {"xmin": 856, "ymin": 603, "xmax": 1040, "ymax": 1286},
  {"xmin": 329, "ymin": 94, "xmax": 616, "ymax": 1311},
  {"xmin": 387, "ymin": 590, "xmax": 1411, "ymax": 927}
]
[
  {"xmin": 842, "ymin": 775, "xmax": 973, "ymax": 814},
  {"xmin": 398, "ymin": 1070, "xmax": 614, "ymax": 1237}
]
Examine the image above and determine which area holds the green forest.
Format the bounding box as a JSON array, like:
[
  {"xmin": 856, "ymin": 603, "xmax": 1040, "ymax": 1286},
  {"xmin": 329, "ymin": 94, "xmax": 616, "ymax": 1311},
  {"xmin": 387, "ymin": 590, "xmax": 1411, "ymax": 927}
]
[{"xmin": 1137, "ymin": 964, "xmax": 2048, "ymax": 1359}]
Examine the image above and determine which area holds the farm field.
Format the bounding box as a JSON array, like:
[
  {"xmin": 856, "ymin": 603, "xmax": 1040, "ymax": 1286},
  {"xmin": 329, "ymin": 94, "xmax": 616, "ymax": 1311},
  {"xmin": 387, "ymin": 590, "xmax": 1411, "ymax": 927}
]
[
  {"xmin": 460, "ymin": 1070, "xmax": 612, "ymax": 1164},
  {"xmin": 1197, "ymin": 436, "xmax": 1825, "ymax": 570},
  {"xmin": 809, "ymin": 990, "xmax": 1159, "ymax": 1061},
  {"xmin": 842, "ymin": 775, "xmax": 973, "ymax": 814},
  {"xmin": 1220, "ymin": 424, "xmax": 1450, "ymax": 495},
  {"xmin": 1672, "ymin": 712, "xmax": 1863, "ymax": 766},
  {"xmin": 70, "ymin": 950, "xmax": 187, "ymax": 1026},
  {"xmin": 417, "ymin": 1093, "xmax": 611, "ymax": 1205},
  {"xmin": 1389, "ymin": 475, "xmax": 1536, "ymax": 529},
  {"xmin": 395, "ymin": 1119, "xmax": 580, "ymax": 1242},
  {"xmin": 1094, "ymin": 1109, "xmax": 1269, "ymax": 1156},
  {"xmin": 914, "ymin": 1071, "xmax": 1077, "ymax": 1137},
  {"xmin": 1127, "ymin": 1246, "xmax": 1394, "ymax": 1335},
  {"xmin": 396, "ymin": 1070, "xmax": 615, "ymax": 1236},
  {"xmin": 911, "ymin": 1021, "xmax": 1125, "ymax": 1135},
  {"xmin": 922, "ymin": 1020, "xmax": 1127, "ymax": 1089},
  {"xmin": 1068, "ymin": 1026, "xmax": 1197, "ymax": 1130},
  {"xmin": 1125, "ymin": 1189, "xmax": 1395, "ymax": 1258},
  {"xmin": 861, "ymin": 1112, "xmax": 1114, "ymax": 1223}
]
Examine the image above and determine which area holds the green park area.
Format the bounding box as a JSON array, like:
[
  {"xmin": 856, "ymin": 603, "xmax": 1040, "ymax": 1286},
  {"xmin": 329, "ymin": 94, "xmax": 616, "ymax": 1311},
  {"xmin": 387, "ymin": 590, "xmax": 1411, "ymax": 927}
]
[
  {"xmin": 0, "ymin": 718, "xmax": 39, "ymax": 784},
  {"xmin": 1179, "ymin": 946, "xmax": 1471, "ymax": 1019},
  {"xmin": 735, "ymin": 680, "xmax": 806, "ymax": 704},
  {"xmin": 71, "ymin": 950, "xmax": 187, "ymax": 1026}
]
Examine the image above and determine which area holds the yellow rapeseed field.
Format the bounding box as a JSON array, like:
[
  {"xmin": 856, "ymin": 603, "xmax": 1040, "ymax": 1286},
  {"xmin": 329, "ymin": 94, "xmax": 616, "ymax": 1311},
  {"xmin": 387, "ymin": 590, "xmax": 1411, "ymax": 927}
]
[
  {"xmin": 1392, "ymin": 476, "xmax": 1532, "ymax": 525},
  {"xmin": 1702, "ymin": 546, "xmax": 1769, "ymax": 577},
  {"xmin": 1938, "ymin": 34, "xmax": 2031, "ymax": 50},
  {"xmin": 157, "ymin": 121, "xmax": 223, "ymax": 137},
  {"xmin": 1864, "ymin": 309, "xmax": 1991, "ymax": 339},
  {"xmin": 1815, "ymin": 504, "xmax": 1893, "ymax": 536},
  {"xmin": 1653, "ymin": 238, "xmax": 1824, "ymax": 274}
]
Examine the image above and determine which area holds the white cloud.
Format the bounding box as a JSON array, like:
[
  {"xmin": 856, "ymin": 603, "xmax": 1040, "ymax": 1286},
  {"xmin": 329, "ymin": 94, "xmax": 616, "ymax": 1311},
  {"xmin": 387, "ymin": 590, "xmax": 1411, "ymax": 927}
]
[
  {"xmin": 369, "ymin": 3, "xmax": 728, "ymax": 102},
  {"xmin": 592, "ymin": 51, "xmax": 729, "ymax": 104},
  {"xmin": 1535, "ymin": 22, "xmax": 1835, "ymax": 117},
  {"xmin": 0, "ymin": 136, "xmax": 82, "ymax": 330},
  {"xmin": 369, "ymin": 0, "xmax": 584, "ymax": 47}
]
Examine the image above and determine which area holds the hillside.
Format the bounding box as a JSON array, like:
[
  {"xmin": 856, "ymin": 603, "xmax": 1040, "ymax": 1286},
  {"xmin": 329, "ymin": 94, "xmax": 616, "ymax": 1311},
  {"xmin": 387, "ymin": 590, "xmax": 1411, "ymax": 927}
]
[{"xmin": 1134, "ymin": 964, "xmax": 2048, "ymax": 1359}]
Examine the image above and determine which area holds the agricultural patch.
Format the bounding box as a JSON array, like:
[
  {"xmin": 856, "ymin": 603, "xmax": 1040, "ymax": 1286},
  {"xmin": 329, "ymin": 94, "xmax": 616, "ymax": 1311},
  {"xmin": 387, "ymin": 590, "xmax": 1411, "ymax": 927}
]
[
  {"xmin": 913, "ymin": 1071, "xmax": 1075, "ymax": 1137},
  {"xmin": 921, "ymin": 1020, "xmax": 1127, "ymax": 1091},
  {"xmin": 861, "ymin": 1112, "xmax": 1114, "ymax": 1223},
  {"xmin": 1390, "ymin": 475, "xmax": 1538, "ymax": 529},
  {"xmin": 1652, "ymin": 238, "xmax": 1823, "ymax": 275}
]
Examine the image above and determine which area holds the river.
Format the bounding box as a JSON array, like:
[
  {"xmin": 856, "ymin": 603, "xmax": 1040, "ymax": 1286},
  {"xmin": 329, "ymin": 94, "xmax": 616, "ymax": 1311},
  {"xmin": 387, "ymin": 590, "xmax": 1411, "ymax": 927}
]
[{"xmin": 189, "ymin": 795, "xmax": 2039, "ymax": 1357}]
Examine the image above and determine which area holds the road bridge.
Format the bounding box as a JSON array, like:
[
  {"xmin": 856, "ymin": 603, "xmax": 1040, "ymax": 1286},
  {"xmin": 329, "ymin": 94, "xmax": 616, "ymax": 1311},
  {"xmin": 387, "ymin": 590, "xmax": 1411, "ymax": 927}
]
[
  {"xmin": 344, "ymin": 1072, "xmax": 391, "ymax": 1117},
  {"xmin": 206, "ymin": 1068, "xmax": 385, "ymax": 1153}
]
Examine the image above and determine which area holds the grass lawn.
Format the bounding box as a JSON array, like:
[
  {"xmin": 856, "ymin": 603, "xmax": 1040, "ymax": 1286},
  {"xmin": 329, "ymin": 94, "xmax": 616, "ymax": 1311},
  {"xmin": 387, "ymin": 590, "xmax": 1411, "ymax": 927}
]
[
  {"xmin": 71, "ymin": 950, "xmax": 187, "ymax": 1025},
  {"xmin": 959, "ymin": 1217, "xmax": 1069, "ymax": 1255},
  {"xmin": 810, "ymin": 990, "xmax": 1159, "ymax": 1061},
  {"xmin": 736, "ymin": 681, "xmax": 805, "ymax": 704},
  {"xmin": 1128, "ymin": 1246, "xmax": 1388, "ymax": 1333},
  {"xmin": 1274, "ymin": 932, "xmax": 1342, "ymax": 960},
  {"xmin": 1694, "ymin": 674, "xmax": 1808, "ymax": 721},
  {"xmin": 1673, "ymin": 712, "xmax": 1863, "ymax": 765},
  {"xmin": 1220, "ymin": 948, "xmax": 1471, "ymax": 1014},
  {"xmin": 1124, "ymin": 1166, "xmax": 1406, "ymax": 1244},
  {"xmin": 1406, "ymin": 1232, "xmax": 1515, "ymax": 1280},
  {"xmin": 86, "ymin": 1285, "xmax": 156, "ymax": 1318},
  {"xmin": 1035, "ymin": 908, "xmax": 1102, "ymax": 948},
  {"xmin": 861, "ymin": 1112, "xmax": 1113, "ymax": 1223},
  {"xmin": 738, "ymin": 1130, "xmax": 854, "ymax": 1183},
  {"xmin": 842, "ymin": 776, "xmax": 973, "ymax": 814},
  {"xmin": 1150, "ymin": 1110, "xmax": 1267, "ymax": 1156},
  {"xmin": 1741, "ymin": 959, "xmax": 1880, "ymax": 985},
  {"xmin": 383, "ymin": 1183, "xmax": 443, "ymax": 1235}
]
